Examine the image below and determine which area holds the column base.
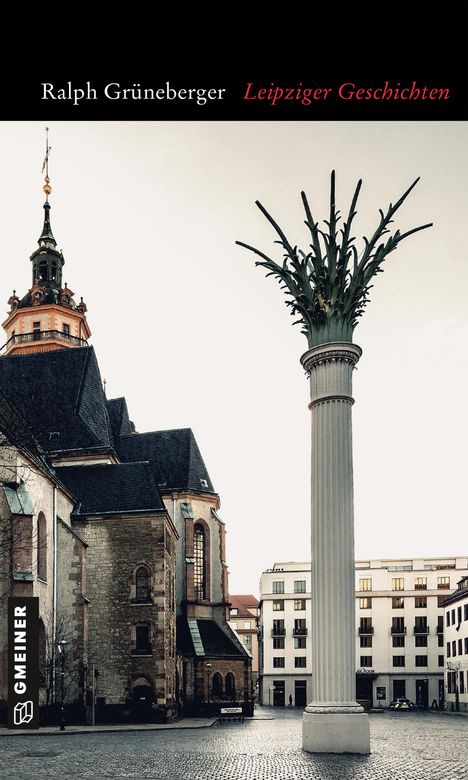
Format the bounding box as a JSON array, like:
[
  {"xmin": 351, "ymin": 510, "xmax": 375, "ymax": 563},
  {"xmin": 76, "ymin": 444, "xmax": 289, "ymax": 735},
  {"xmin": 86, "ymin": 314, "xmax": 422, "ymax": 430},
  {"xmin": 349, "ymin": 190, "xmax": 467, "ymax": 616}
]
[{"xmin": 302, "ymin": 709, "xmax": 370, "ymax": 754}]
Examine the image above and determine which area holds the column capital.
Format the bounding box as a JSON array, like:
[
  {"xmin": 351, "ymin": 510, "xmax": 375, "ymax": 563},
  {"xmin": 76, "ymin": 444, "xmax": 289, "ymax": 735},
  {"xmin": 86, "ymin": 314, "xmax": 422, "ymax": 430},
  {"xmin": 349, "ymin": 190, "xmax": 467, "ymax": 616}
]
[{"xmin": 300, "ymin": 342, "xmax": 362, "ymax": 375}]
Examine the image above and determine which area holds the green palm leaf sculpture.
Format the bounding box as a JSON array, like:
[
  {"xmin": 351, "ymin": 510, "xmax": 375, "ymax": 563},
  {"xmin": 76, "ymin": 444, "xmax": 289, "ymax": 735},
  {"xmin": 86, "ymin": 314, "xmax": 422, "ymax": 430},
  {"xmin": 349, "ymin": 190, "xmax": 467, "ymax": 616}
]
[{"xmin": 237, "ymin": 172, "xmax": 432, "ymax": 347}]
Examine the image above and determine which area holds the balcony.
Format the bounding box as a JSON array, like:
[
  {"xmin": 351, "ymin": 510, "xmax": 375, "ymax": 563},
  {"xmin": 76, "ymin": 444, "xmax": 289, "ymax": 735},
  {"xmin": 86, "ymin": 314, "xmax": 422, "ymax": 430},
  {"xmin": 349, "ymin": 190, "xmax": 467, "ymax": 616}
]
[
  {"xmin": 358, "ymin": 626, "xmax": 374, "ymax": 635},
  {"xmin": 0, "ymin": 329, "xmax": 88, "ymax": 355},
  {"xmin": 413, "ymin": 625, "xmax": 430, "ymax": 634},
  {"xmin": 391, "ymin": 626, "xmax": 407, "ymax": 635},
  {"xmin": 271, "ymin": 628, "xmax": 286, "ymax": 637},
  {"xmin": 292, "ymin": 628, "xmax": 308, "ymax": 636}
]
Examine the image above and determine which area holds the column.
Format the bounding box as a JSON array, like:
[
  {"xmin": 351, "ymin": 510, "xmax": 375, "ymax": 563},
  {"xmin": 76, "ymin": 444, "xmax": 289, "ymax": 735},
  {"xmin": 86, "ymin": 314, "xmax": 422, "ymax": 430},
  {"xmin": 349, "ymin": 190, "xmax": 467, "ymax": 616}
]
[{"xmin": 301, "ymin": 342, "xmax": 370, "ymax": 754}]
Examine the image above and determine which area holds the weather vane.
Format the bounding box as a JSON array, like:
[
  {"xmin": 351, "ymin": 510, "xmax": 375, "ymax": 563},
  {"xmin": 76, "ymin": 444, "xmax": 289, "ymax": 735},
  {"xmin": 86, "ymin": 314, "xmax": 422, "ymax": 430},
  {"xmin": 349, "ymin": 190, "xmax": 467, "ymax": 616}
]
[{"xmin": 42, "ymin": 127, "xmax": 52, "ymax": 200}]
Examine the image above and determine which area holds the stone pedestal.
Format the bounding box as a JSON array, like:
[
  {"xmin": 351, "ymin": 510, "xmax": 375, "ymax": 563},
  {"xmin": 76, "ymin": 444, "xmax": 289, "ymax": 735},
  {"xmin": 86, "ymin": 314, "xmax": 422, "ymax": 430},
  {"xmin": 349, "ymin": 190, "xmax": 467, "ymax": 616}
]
[{"xmin": 300, "ymin": 342, "xmax": 370, "ymax": 755}]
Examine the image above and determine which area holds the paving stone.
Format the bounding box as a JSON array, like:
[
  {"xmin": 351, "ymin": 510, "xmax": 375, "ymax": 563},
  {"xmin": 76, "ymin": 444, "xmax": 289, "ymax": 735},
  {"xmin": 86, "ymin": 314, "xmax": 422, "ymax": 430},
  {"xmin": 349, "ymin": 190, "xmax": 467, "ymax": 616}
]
[{"xmin": 0, "ymin": 709, "xmax": 467, "ymax": 780}]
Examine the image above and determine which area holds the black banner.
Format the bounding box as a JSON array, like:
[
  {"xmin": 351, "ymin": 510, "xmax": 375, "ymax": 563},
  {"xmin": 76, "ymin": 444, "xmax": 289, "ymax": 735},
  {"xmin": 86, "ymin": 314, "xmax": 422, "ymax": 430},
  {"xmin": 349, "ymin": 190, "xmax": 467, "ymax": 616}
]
[
  {"xmin": 0, "ymin": 0, "xmax": 467, "ymax": 120},
  {"xmin": 8, "ymin": 597, "xmax": 39, "ymax": 729}
]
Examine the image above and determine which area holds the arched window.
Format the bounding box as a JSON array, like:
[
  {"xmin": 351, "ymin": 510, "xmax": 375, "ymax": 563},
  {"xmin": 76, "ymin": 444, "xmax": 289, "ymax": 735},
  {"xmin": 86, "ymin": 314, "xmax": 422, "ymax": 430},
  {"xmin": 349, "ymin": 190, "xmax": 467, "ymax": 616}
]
[
  {"xmin": 212, "ymin": 672, "xmax": 222, "ymax": 699},
  {"xmin": 37, "ymin": 513, "xmax": 47, "ymax": 581},
  {"xmin": 38, "ymin": 619, "xmax": 47, "ymax": 686},
  {"xmin": 225, "ymin": 672, "xmax": 236, "ymax": 700},
  {"xmin": 194, "ymin": 525, "xmax": 205, "ymax": 600},
  {"xmin": 39, "ymin": 261, "xmax": 47, "ymax": 281},
  {"xmin": 135, "ymin": 566, "xmax": 150, "ymax": 602}
]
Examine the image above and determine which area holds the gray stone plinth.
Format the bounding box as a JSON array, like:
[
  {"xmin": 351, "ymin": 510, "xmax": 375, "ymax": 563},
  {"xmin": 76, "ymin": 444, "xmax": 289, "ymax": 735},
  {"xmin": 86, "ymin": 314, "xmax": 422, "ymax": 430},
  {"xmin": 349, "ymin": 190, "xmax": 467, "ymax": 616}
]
[{"xmin": 302, "ymin": 710, "xmax": 370, "ymax": 754}]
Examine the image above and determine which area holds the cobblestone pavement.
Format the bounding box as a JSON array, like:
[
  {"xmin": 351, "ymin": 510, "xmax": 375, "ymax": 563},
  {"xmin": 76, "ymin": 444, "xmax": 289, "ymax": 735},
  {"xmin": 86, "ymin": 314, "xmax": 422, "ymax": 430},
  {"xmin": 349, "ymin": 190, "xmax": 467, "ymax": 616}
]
[{"xmin": 1, "ymin": 709, "xmax": 467, "ymax": 780}]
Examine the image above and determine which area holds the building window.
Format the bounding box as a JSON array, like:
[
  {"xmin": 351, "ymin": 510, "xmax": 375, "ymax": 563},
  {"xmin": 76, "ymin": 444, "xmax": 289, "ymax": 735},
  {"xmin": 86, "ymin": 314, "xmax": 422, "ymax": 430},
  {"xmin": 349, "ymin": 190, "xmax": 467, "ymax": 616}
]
[
  {"xmin": 360, "ymin": 636, "xmax": 372, "ymax": 648},
  {"xmin": 273, "ymin": 657, "xmax": 285, "ymax": 668},
  {"xmin": 135, "ymin": 566, "xmax": 151, "ymax": 602},
  {"xmin": 243, "ymin": 621, "xmax": 251, "ymax": 629},
  {"xmin": 437, "ymin": 616, "xmax": 444, "ymax": 633},
  {"xmin": 414, "ymin": 577, "xmax": 427, "ymax": 590},
  {"xmin": 359, "ymin": 617, "xmax": 373, "ymax": 635},
  {"xmin": 457, "ymin": 606, "xmax": 462, "ymax": 625},
  {"xmin": 62, "ymin": 323, "xmax": 70, "ymax": 335},
  {"xmin": 295, "ymin": 657, "xmax": 307, "ymax": 668},
  {"xmin": 212, "ymin": 672, "xmax": 222, "ymax": 699},
  {"xmin": 294, "ymin": 618, "xmax": 307, "ymax": 635},
  {"xmin": 294, "ymin": 599, "xmax": 306, "ymax": 610},
  {"xmin": 360, "ymin": 656, "xmax": 372, "ymax": 667},
  {"xmin": 392, "ymin": 656, "xmax": 405, "ymax": 667},
  {"xmin": 452, "ymin": 640, "xmax": 457, "ymax": 657},
  {"xmin": 392, "ymin": 617, "xmax": 405, "ymax": 634},
  {"xmin": 230, "ymin": 608, "xmax": 238, "ymax": 616},
  {"xmin": 272, "ymin": 581, "xmax": 284, "ymax": 594},
  {"xmin": 415, "ymin": 596, "xmax": 427, "ymax": 608},
  {"xmin": 37, "ymin": 513, "xmax": 47, "ymax": 582},
  {"xmin": 464, "ymin": 637, "xmax": 468, "ymax": 654},
  {"xmin": 273, "ymin": 600, "xmax": 284, "ymax": 611},
  {"xmin": 459, "ymin": 638, "xmax": 463, "ymax": 656},
  {"xmin": 446, "ymin": 642, "xmax": 451, "ymax": 657},
  {"xmin": 437, "ymin": 577, "xmax": 450, "ymax": 589},
  {"xmin": 392, "ymin": 597, "xmax": 404, "ymax": 609},
  {"xmin": 414, "ymin": 616, "xmax": 428, "ymax": 633},
  {"xmin": 359, "ymin": 598, "xmax": 372, "ymax": 609},
  {"xmin": 415, "ymin": 655, "xmax": 428, "ymax": 667},
  {"xmin": 464, "ymin": 604, "xmax": 468, "ymax": 621},
  {"xmin": 194, "ymin": 525, "xmax": 205, "ymax": 600},
  {"xmin": 359, "ymin": 578, "xmax": 372, "ymax": 591},
  {"xmin": 243, "ymin": 635, "xmax": 252, "ymax": 647},
  {"xmin": 461, "ymin": 671, "xmax": 465, "ymax": 694},
  {"xmin": 294, "ymin": 637, "xmax": 306, "ymax": 649},
  {"xmin": 392, "ymin": 578, "xmax": 404, "ymax": 591},
  {"xmin": 273, "ymin": 637, "xmax": 285, "ymax": 649},
  {"xmin": 438, "ymin": 596, "xmax": 447, "ymax": 607},
  {"xmin": 272, "ymin": 619, "xmax": 285, "ymax": 636},
  {"xmin": 134, "ymin": 625, "xmax": 151, "ymax": 654},
  {"xmin": 438, "ymin": 635, "xmax": 444, "ymax": 647},
  {"xmin": 294, "ymin": 580, "xmax": 306, "ymax": 593},
  {"xmin": 392, "ymin": 636, "xmax": 405, "ymax": 648},
  {"xmin": 415, "ymin": 635, "xmax": 427, "ymax": 647},
  {"xmin": 446, "ymin": 613, "xmax": 450, "ymax": 627},
  {"xmin": 448, "ymin": 672, "xmax": 456, "ymax": 694},
  {"xmin": 451, "ymin": 609, "xmax": 456, "ymax": 625},
  {"xmin": 225, "ymin": 673, "xmax": 235, "ymax": 699},
  {"xmin": 438, "ymin": 655, "xmax": 444, "ymax": 667}
]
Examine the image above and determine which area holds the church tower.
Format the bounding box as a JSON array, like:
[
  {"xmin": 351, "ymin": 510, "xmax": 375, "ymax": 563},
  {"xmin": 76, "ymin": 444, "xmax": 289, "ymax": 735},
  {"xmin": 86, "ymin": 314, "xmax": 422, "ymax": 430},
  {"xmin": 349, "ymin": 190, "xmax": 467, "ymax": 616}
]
[{"xmin": 1, "ymin": 131, "xmax": 90, "ymax": 357}]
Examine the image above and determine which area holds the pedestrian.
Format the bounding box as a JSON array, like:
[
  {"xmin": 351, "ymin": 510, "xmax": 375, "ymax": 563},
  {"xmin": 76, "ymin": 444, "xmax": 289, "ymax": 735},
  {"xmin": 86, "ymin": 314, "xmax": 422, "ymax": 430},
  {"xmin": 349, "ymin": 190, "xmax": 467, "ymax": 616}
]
[{"xmin": 288, "ymin": 694, "xmax": 293, "ymax": 708}]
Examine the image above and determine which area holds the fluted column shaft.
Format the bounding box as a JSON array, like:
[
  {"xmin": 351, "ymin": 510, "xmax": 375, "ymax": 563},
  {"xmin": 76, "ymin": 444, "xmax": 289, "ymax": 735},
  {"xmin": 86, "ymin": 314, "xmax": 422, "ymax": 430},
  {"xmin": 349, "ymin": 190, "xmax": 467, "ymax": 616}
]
[{"xmin": 301, "ymin": 342, "xmax": 362, "ymax": 712}]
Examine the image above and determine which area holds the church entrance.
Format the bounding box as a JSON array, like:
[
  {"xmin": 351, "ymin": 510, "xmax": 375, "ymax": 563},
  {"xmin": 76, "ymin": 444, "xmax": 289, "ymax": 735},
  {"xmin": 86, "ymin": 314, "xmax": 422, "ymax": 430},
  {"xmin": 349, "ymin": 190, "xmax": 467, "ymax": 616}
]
[{"xmin": 132, "ymin": 677, "xmax": 153, "ymax": 722}]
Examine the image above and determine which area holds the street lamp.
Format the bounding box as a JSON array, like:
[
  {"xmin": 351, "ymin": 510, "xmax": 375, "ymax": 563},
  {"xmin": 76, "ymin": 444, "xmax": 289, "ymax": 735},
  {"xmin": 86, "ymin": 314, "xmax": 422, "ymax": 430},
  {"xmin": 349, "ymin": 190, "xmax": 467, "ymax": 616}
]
[
  {"xmin": 206, "ymin": 663, "xmax": 213, "ymax": 708},
  {"xmin": 57, "ymin": 640, "xmax": 68, "ymax": 730}
]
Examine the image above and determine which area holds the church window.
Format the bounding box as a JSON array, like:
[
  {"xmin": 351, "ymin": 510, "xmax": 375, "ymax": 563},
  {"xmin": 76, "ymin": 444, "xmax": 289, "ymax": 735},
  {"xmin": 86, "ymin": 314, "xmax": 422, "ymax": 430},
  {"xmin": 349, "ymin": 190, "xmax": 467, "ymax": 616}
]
[
  {"xmin": 194, "ymin": 525, "xmax": 205, "ymax": 600},
  {"xmin": 63, "ymin": 324, "xmax": 70, "ymax": 335},
  {"xmin": 225, "ymin": 672, "xmax": 235, "ymax": 699},
  {"xmin": 39, "ymin": 261, "xmax": 47, "ymax": 280},
  {"xmin": 50, "ymin": 262, "xmax": 57, "ymax": 281},
  {"xmin": 134, "ymin": 624, "xmax": 151, "ymax": 654},
  {"xmin": 212, "ymin": 672, "xmax": 222, "ymax": 698},
  {"xmin": 37, "ymin": 512, "xmax": 47, "ymax": 581},
  {"xmin": 135, "ymin": 566, "xmax": 151, "ymax": 602}
]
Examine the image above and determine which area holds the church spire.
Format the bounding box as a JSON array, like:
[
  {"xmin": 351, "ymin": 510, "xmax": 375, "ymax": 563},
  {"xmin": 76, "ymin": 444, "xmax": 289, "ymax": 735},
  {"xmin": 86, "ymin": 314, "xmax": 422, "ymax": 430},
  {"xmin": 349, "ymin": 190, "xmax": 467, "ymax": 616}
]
[{"xmin": 38, "ymin": 128, "xmax": 56, "ymax": 248}]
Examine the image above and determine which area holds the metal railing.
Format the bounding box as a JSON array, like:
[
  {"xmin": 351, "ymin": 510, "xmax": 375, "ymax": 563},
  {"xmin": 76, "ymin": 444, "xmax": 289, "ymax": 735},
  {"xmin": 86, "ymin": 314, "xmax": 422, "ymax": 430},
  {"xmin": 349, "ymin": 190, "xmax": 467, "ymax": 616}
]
[
  {"xmin": 414, "ymin": 625, "xmax": 430, "ymax": 634},
  {"xmin": 271, "ymin": 628, "xmax": 286, "ymax": 637},
  {"xmin": 0, "ymin": 329, "xmax": 88, "ymax": 354},
  {"xmin": 391, "ymin": 626, "xmax": 407, "ymax": 635},
  {"xmin": 292, "ymin": 628, "xmax": 308, "ymax": 636}
]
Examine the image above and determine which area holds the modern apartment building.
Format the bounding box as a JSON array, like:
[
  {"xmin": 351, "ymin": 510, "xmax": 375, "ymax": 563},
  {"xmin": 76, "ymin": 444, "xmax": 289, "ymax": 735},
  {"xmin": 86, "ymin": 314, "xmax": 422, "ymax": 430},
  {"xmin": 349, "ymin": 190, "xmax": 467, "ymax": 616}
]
[
  {"xmin": 444, "ymin": 575, "xmax": 468, "ymax": 712},
  {"xmin": 259, "ymin": 557, "xmax": 468, "ymax": 708}
]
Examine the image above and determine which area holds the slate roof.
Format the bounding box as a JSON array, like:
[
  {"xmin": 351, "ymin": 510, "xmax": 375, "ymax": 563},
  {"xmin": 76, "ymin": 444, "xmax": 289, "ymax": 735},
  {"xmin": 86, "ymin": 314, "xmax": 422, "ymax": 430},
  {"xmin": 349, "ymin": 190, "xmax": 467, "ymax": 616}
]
[
  {"xmin": 176, "ymin": 617, "xmax": 248, "ymax": 659},
  {"xmin": 117, "ymin": 428, "xmax": 215, "ymax": 493},
  {"xmin": 0, "ymin": 347, "xmax": 113, "ymax": 455},
  {"xmin": 55, "ymin": 462, "xmax": 165, "ymax": 516},
  {"xmin": 107, "ymin": 397, "xmax": 135, "ymax": 440}
]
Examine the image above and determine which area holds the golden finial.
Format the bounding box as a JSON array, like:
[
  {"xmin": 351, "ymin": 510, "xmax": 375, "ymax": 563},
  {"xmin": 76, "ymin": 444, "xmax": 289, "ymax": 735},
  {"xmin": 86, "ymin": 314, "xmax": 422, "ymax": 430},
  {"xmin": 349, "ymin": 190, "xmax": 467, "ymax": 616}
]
[{"xmin": 42, "ymin": 127, "xmax": 52, "ymax": 200}]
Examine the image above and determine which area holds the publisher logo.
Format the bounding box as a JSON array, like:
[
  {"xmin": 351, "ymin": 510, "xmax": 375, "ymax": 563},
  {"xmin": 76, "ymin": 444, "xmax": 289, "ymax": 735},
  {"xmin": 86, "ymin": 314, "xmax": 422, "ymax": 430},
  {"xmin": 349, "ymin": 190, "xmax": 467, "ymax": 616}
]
[
  {"xmin": 13, "ymin": 701, "xmax": 34, "ymax": 725},
  {"xmin": 8, "ymin": 598, "xmax": 39, "ymax": 729}
]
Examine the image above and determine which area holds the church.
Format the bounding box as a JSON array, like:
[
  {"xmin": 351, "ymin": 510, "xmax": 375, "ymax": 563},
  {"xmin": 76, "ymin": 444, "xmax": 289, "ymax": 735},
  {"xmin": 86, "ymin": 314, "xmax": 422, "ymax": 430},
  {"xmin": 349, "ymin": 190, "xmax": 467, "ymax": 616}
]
[{"xmin": 0, "ymin": 155, "xmax": 252, "ymax": 723}]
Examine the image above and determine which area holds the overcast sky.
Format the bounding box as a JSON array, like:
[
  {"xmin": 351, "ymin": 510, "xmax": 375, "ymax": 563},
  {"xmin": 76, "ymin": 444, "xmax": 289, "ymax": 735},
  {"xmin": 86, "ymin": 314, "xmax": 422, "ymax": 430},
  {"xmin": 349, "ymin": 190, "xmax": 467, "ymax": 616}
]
[{"xmin": 1, "ymin": 122, "xmax": 467, "ymax": 595}]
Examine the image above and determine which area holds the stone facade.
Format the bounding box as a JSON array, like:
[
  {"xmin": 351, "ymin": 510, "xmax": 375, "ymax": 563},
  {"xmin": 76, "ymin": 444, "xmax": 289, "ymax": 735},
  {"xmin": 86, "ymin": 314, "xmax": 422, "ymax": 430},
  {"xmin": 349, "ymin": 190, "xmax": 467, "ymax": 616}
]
[{"xmin": 73, "ymin": 513, "xmax": 178, "ymax": 718}]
